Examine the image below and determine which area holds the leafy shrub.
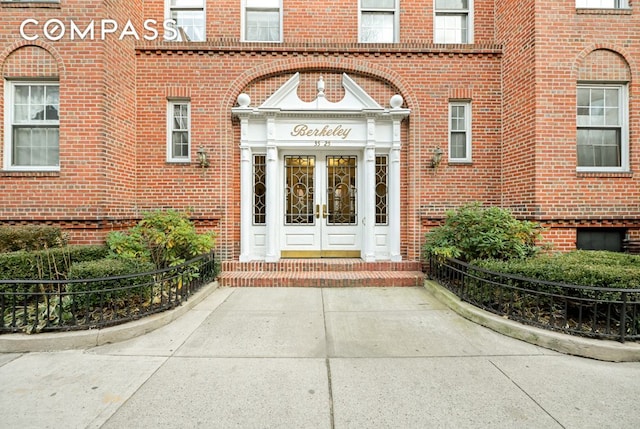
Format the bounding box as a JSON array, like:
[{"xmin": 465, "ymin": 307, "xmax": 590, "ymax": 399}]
[
  {"xmin": 423, "ymin": 202, "xmax": 544, "ymax": 261},
  {"xmin": 0, "ymin": 225, "xmax": 67, "ymax": 253},
  {"xmin": 107, "ymin": 210, "xmax": 216, "ymax": 269},
  {"xmin": 66, "ymin": 258, "xmax": 155, "ymax": 308},
  {"xmin": 0, "ymin": 245, "xmax": 109, "ymax": 280}
]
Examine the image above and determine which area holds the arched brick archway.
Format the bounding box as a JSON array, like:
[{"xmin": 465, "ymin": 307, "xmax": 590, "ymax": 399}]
[
  {"xmin": 573, "ymin": 45, "xmax": 635, "ymax": 81},
  {"xmin": 1, "ymin": 40, "xmax": 65, "ymax": 78}
]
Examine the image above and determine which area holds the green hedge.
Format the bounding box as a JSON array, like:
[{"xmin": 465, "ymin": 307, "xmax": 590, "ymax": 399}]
[
  {"xmin": 473, "ymin": 250, "xmax": 640, "ymax": 291},
  {"xmin": 0, "ymin": 245, "xmax": 109, "ymax": 280},
  {"xmin": 0, "ymin": 226, "xmax": 67, "ymax": 253},
  {"xmin": 66, "ymin": 258, "xmax": 155, "ymax": 307}
]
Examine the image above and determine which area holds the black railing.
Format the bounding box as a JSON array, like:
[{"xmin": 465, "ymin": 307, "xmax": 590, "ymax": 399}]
[
  {"xmin": 428, "ymin": 256, "xmax": 640, "ymax": 343},
  {"xmin": 0, "ymin": 252, "xmax": 217, "ymax": 334}
]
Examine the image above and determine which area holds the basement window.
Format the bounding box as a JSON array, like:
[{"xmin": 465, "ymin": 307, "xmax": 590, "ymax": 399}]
[{"xmin": 576, "ymin": 228, "xmax": 625, "ymax": 252}]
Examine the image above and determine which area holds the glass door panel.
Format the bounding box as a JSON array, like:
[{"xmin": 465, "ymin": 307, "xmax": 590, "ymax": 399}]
[
  {"xmin": 285, "ymin": 155, "xmax": 315, "ymax": 225},
  {"xmin": 326, "ymin": 156, "xmax": 357, "ymax": 225}
]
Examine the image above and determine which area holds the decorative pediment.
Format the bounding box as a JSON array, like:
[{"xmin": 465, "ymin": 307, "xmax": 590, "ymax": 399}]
[
  {"xmin": 258, "ymin": 72, "xmax": 384, "ymax": 112},
  {"xmin": 232, "ymin": 72, "xmax": 409, "ymax": 122}
]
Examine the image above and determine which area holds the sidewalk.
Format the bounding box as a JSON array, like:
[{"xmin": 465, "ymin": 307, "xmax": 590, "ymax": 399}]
[{"xmin": 1, "ymin": 285, "xmax": 640, "ymax": 428}]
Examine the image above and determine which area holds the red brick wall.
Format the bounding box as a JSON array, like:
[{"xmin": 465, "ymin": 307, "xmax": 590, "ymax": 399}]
[
  {"xmin": 0, "ymin": 2, "xmax": 106, "ymax": 224},
  {"xmin": 0, "ymin": 1, "xmax": 142, "ymax": 243},
  {"xmin": 541, "ymin": 227, "xmax": 577, "ymax": 253},
  {"xmin": 140, "ymin": 0, "xmax": 496, "ymax": 44},
  {"xmin": 532, "ymin": 0, "xmax": 640, "ymax": 240},
  {"xmin": 495, "ymin": 0, "xmax": 537, "ymax": 218},
  {"xmin": 1, "ymin": 1, "xmax": 638, "ymax": 259},
  {"xmin": 101, "ymin": 0, "xmax": 142, "ymax": 219},
  {"xmin": 134, "ymin": 47, "xmax": 502, "ymax": 260}
]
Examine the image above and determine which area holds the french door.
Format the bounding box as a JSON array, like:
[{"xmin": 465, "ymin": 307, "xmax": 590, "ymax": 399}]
[{"xmin": 281, "ymin": 153, "xmax": 361, "ymax": 258}]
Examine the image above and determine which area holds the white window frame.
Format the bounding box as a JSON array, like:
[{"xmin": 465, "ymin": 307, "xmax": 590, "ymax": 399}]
[
  {"xmin": 358, "ymin": 0, "xmax": 400, "ymax": 43},
  {"xmin": 167, "ymin": 99, "xmax": 191, "ymax": 163},
  {"xmin": 164, "ymin": 0, "xmax": 206, "ymax": 42},
  {"xmin": 3, "ymin": 80, "xmax": 60, "ymax": 172},
  {"xmin": 448, "ymin": 101, "xmax": 472, "ymax": 163},
  {"xmin": 576, "ymin": 83, "xmax": 629, "ymax": 173},
  {"xmin": 576, "ymin": 0, "xmax": 628, "ymax": 9},
  {"xmin": 241, "ymin": 0, "xmax": 283, "ymax": 43},
  {"xmin": 434, "ymin": 0, "xmax": 474, "ymax": 44}
]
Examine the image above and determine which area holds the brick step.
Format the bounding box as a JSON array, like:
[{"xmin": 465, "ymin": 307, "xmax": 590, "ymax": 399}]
[
  {"xmin": 222, "ymin": 259, "xmax": 423, "ymax": 273},
  {"xmin": 218, "ymin": 270, "xmax": 425, "ymax": 288}
]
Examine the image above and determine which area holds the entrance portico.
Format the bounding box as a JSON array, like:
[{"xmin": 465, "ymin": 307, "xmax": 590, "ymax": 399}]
[{"xmin": 232, "ymin": 73, "xmax": 409, "ymax": 262}]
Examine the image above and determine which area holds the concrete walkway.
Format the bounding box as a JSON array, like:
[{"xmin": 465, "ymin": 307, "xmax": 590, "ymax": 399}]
[{"xmin": 1, "ymin": 286, "xmax": 640, "ymax": 428}]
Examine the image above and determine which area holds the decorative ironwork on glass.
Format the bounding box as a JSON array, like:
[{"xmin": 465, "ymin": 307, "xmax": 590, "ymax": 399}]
[
  {"xmin": 375, "ymin": 156, "xmax": 388, "ymax": 225},
  {"xmin": 253, "ymin": 155, "xmax": 266, "ymax": 225},
  {"xmin": 285, "ymin": 156, "xmax": 315, "ymax": 225},
  {"xmin": 327, "ymin": 156, "xmax": 357, "ymax": 225}
]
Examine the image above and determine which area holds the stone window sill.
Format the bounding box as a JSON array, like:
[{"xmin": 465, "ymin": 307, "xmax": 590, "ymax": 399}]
[
  {"xmin": 448, "ymin": 160, "xmax": 473, "ymax": 165},
  {"xmin": 576, "ymin": 171, "xmax": 633, "ymax": 178},
  {"xmin": 0, "ymin": 170, "xmax": 60, "ymax": 177},
  {"xmin": 576, "ymin": 8, "xmax": 632, "ymax": 15},
  {"xmin": 1, "ymin": 1, "xmax": 61, "ymax": 9}
]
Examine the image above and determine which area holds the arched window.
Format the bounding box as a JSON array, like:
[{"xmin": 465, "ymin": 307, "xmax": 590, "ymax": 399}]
[
  {"xmin": 3, "ymin": 46, "xmax": 60, "ymax": 171},
  {"xmin": 576, "ymin": 50, "xmax": 631, "ymax": 172}
]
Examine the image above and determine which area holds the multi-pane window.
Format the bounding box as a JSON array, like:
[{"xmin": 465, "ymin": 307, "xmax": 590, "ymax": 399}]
[
  {"xmin": 449, "ymin": 102, "xmax": 471, "ymax": 162},
  {"xmin": 243, "ymin": 0, "xmax": 281, "ymax": 42},
  {"xmin": 576, "ymin": 0, "xmax": 627, "ymax": 8},
  {"xmin": 577, "ymin": 85, "xmax": 627, "ymax": 170},
  {"xmin": 167, "ymin": 0, "xmax": 205, "ymax": 41},
  {"xmin": 167, "ymin": 100, "xmax": 190, "ymax": 162},
  {"xmin": 360, "ymin": 0, "xmax": 398, "ymax": 43},
  {"xmin": 434, "ymin": 0, "xmax": 472, "ymax": 44},
  {"xmin": 5, "ymin": 82, "xmax": 59, "ymax": 170}
]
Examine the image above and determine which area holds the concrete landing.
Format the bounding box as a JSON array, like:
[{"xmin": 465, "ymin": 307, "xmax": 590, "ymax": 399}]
[{"xmin": 1, "ymin": 286, "xmax": 639, "ymax": 428}]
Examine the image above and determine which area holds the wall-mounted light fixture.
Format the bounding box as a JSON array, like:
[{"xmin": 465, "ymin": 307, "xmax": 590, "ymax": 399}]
[
  {"xmin": 197, "ymin": 146, "xmax": 209, "ymax": 168},
  {"xmin": 430, "ymin": 147, "xmax": 444, "ymax": 169}
]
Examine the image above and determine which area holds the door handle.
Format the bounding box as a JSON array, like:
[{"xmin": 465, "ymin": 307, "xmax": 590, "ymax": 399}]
[
  {"xmin": 322, "ymin": 204, "xmax": 327, "ymax": 219},
  {"xmin": 315, "ymin": 204, "xmax": 320, "ymax": 219}
]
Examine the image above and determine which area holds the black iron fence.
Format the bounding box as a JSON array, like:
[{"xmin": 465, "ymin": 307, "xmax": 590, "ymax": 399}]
[
  {"xmin": 0, "ymin": 252, "xmax": 217, "ymax": 334},
  {"xmin": 428, "ymin": 256, "xmax": 640, "ymax": 343}
]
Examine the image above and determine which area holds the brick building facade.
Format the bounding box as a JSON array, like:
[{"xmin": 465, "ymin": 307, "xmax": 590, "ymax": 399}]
[{"xmin": 0, "ymin": 0, "xmax": 638, "ymax": 262}]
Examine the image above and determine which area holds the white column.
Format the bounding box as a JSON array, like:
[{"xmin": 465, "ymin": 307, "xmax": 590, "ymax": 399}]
[
  {"xmin": 232, "ymin": 95, "xmax": 254, "ymax": 261},
  {"xmin": 362, "ymin": 118, "xmax": 377, "ymax": 262},
  {"xmin": 265, "ymin": 117, "xmax": 279, "ymax": 262},
  {"xmin": 239, "ymin": 143, "xmax": 252, "ymax": 262},
  {"xmin": 389, "ymin": 120, "xmax": 402, "ymax": 261}
]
